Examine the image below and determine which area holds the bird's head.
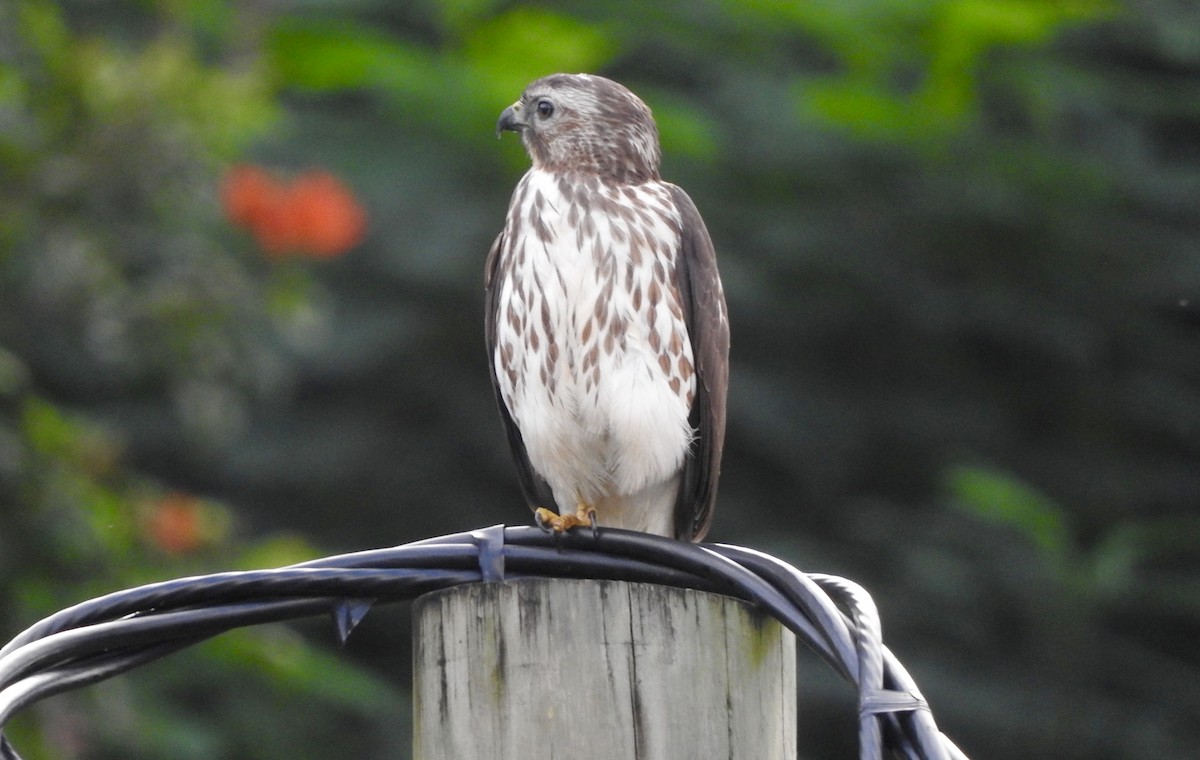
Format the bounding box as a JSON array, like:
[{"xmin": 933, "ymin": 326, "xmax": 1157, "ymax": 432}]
[{"xmin": 497, "ymin": 73, "xmax": 662, "ymax": 184}]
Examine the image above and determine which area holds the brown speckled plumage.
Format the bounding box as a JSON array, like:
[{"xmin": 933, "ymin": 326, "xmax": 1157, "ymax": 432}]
[{"xmin": 486, "ymin": 74, "xmax": 728, "ymax": 542}]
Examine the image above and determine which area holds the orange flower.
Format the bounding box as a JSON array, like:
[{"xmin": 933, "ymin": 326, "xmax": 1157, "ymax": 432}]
[
  {"xmin": 143, "ymin": 492, "xmax": 205, "ymax": 555},
  {"xmin": 220, "ymin": 165, "xmax": 366, "ymax": 259},
  {"xmin": 286, "ymin": 171, "xmax": 368, "ymax": 258},
  {"xmin": 221, "ymin": 165, "xmax": 286, "ymax": 229}
]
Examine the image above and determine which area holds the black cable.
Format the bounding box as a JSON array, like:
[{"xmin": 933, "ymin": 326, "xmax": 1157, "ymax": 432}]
[
  {"xmin": 0, "ymin": 525, "xmax": 966, "ymax": 760},
  {"xmin": 0, "ymin": 638, "xmax": 203, "ymax": 728}
]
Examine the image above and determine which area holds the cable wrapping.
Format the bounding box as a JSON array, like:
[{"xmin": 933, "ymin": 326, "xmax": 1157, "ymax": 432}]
[{"xmin": 0, "ymin": 525, "xmax": 966, "ymax": 760}]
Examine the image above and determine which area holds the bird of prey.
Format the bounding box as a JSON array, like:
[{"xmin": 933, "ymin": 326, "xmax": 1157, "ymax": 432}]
[{"xmin": 486, "ymin": 73, "xmax": 728, "ymax": 542}]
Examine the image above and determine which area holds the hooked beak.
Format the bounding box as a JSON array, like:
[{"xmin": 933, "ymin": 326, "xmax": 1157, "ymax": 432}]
[{"xmin": 496, "ymin": 104, "xmax": 526, "ymax": 138}]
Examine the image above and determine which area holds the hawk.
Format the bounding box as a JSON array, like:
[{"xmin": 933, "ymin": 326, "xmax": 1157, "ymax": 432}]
[{"xmin": 486, "ymin": 73, "xmax": 728, "ymax": 542}]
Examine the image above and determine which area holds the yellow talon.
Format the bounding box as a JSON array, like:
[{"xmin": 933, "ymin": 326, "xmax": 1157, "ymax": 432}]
[
  {"xmin": 532, "ymin": 504, "xmax": 597, "ymax": 533},
  {"xmin": 575, "ymin": 503, "xmax": 597, "ymax": 529}
]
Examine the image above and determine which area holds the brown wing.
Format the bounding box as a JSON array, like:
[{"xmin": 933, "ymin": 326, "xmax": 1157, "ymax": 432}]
[
  {"xmin": 667, "ymin": 185, "xmax": 729, "ymax": 542},
  {"xmin": 484, "ymin": 230, "xmax": 557, "ymax": 512}
]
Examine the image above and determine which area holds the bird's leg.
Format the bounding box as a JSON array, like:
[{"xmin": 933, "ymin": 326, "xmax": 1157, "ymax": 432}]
[{"xmin": 532, "ymin": 503, "xmax": 597, "ymax": 534}]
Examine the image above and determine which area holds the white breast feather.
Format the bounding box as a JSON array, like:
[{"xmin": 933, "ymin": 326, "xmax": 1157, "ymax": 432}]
[{"xmin": 494, "ymin": 169, "xmax": 695, "ymax": 532}]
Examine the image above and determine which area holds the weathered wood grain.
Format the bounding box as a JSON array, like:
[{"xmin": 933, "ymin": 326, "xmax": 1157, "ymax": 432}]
[{"xmin": 413, "ymin": 578, "xmax": 796, "ymax": 759}]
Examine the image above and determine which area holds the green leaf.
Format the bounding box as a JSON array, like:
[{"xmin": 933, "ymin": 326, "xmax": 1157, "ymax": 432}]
[
  {"xmin": 1091, "ymin": 516, "xmax": 1200, "ymax": 600},
  {"xmin": 944, "ymin": 464, "xmax": 1072, "ymax": 557},
  {"xmin": 643, "ymin": 93, "xmax": 718, "ymax": 161},
  {"xmin": 431, "ymin": 0, "xmax": 504, "ymax": 35},
  {"xmin": 15, "ymin": 0, "xmax": 71, "ymax": 71},
  {"xmin": 459, "ymin": 7, "xmax": 618, "ymax": 109},
  {"xmin": 268, "ymin": 19, "xmax": 439, "ymax": 94},
  {"xmin": 800, "ymin": 77, "xmax": 949, "ymax": 139},
  {"xmin": 201, "ymin": 628, "xmax": 401, "ymax": 712},
  {"xmin": 777, "ymin": 0, "xmax": 1113, "ymax": 140},
  {"xmin": 21, "ymin": 396, "xmax": 77, "ymax": 458},
  {"xmin": 232, "ymin": 532, "xmax": 322, "ymax": 570}
]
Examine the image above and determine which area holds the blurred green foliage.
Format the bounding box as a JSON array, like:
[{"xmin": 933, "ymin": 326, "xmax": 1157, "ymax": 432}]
[
  {"xmin": 267, "ymin": 5, "xmax": 619, "ymax": 158},
  {"xmin": 1, "ymin": 0, "xmax": 1198, "ymax": 758},
  {"xmin": 1, "ymin": 1, "xmax": 400, "ymax": 757},
  {"xmin": 946, "ymin": 464, "xmax": 1071, "ymax": 557},
  {"xmin": 754, "ymin": 0, "xmax": 1117, "ymax": 136}
]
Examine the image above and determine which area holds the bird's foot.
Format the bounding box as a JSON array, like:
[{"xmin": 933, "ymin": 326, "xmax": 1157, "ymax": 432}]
[{"xmin": 533, "ymin": 505, "xmax": 598, "ymax": 537}]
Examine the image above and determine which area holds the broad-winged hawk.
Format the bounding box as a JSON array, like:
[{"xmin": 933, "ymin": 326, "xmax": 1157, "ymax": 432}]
[{"xmin": 487, "ymin": 73, "xmax": 729, "ymax": 542}]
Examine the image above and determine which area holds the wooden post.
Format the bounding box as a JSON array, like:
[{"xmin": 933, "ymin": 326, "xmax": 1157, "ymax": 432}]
[{"xmin": 413, "ymin": 578, "xmax": 796, "ymax": 760}]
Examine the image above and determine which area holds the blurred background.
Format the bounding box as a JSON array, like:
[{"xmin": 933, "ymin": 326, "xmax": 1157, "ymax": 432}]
[{"xmin": 1, "ymin": 0, "xmax": 1197, "ymax": 758}]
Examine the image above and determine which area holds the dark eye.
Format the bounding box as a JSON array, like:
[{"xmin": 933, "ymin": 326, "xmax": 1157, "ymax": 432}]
[{"xmin": 536, "ymin": 99, "xmax": 555, "ymax": 118}]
